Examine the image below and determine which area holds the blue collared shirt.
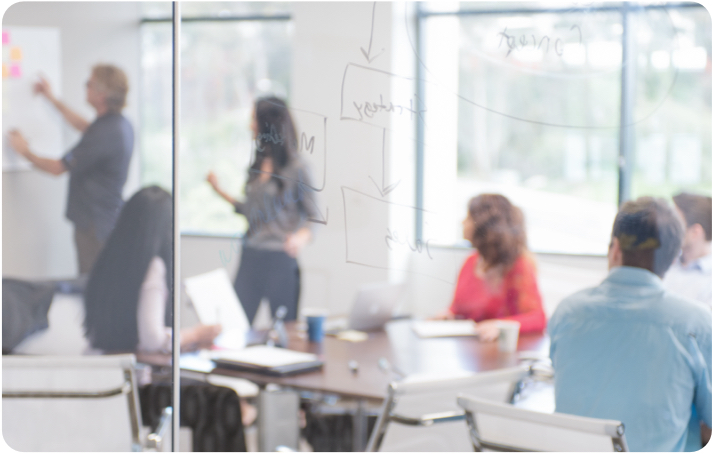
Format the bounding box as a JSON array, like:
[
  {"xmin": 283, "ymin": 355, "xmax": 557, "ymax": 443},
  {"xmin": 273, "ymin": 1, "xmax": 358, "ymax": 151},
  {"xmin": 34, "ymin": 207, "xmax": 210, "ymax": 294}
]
[
  {"xmin": 664, "ymin": 253, "xmax": 712, "ymax": 310},
  {"xmin": 549, "ymin": 266, "xmax": 712, "ymax": 452}
]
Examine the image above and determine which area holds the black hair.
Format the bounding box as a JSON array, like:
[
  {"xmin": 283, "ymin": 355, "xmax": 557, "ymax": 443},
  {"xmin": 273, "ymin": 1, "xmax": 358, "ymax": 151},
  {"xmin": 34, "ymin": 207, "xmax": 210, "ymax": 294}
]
[
  {"xmin": 611, "ymin": 197, "xmax": 684, "ymax": 277},
  {"xmin": 247, "ymin": 97, "xmax": 298, "ymax": 191},
  {"xmin": 83, "ymin": 186, "xmax": 172, "ymax": 352}
]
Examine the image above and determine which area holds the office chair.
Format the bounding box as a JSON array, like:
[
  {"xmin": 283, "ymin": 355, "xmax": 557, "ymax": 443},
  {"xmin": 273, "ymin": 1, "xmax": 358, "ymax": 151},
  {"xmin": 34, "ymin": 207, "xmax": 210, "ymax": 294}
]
[
  {"xmin": 366, "ymin": 365, "xmax": 530, "ymax": 452},
  {"xmin": 2, "ymin": 354, "xmax": 171, "ymax": 451},
  {"xmin": 457, "ymin": 394, "xmax": 628, "ymax": 452}
]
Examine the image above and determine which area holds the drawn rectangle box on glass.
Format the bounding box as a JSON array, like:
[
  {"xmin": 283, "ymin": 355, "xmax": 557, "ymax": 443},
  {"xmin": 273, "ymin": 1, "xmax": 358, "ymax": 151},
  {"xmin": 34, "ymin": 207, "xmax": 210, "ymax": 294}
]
[
  {"xmin": 291, "ymin": 109, "xmax": 327, "ymax": 192},
  {"xmin": 340, "ymin": 63, "xmax": 417, "ymax": 128},
  {"xmin": 342, "ymin": 186, "xmax": 435, "ymax": 270}
]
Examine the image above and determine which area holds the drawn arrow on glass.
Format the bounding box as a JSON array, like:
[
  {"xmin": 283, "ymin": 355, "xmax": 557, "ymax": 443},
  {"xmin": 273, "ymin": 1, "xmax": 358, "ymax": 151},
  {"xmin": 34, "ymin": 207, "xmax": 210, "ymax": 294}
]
[
  {"xmin": 369, "ymin": 128, "xmax": 400, "ymax": 197},
  {"xmin": 288, "ymin": 177, "xmax": 328, "ymax": 226},
  {"xmin": 360, "ymin": 2, "xmax": 385, "ymax": 64},
  {"xmin": 307, "ymin": 197, "xmax": 329, "ymax": 225}
]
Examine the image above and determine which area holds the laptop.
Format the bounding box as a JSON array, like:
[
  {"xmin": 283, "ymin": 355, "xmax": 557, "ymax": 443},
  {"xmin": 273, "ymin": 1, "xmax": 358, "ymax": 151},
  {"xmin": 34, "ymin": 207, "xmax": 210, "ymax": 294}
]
[{"xmin": 328, "ymin": 281, "xmax": 406, "ymax": 332}]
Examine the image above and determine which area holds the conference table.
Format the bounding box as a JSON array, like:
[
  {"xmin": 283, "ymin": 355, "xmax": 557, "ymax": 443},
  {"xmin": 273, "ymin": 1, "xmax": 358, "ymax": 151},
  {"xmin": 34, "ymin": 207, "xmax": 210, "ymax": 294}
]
[{"xmin": 138, "ymin": 319, "xmax": 549, "ymax": 450}]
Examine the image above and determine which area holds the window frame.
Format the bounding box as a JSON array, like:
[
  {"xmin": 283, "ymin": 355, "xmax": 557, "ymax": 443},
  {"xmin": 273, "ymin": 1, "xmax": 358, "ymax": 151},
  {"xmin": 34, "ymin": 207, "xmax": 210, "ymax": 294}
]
[
  {"xmin": 414, "ymin": 1, "xmax": 708, "ymax": 253},
  {"xmin": 139, "ymin": 9, "xmax": 293, "ymax": 239}
]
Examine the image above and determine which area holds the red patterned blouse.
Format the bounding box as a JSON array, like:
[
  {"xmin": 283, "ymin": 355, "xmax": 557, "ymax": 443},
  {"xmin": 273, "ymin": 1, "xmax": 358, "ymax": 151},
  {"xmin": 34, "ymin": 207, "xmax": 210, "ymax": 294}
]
[{"xmin": 449, "ymin": 252, "xmax": 546, "ymax": 334}]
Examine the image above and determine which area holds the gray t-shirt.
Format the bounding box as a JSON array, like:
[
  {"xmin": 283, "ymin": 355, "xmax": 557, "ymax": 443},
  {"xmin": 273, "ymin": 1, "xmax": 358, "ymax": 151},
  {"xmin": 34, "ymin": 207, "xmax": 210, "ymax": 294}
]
[
  {"xmin": 234, "ymin": 158, "xmax": 319, "ymax": 251},
  {"xmin": 61, "ymin": 112, "xmax": 134, "ymax": 241}
]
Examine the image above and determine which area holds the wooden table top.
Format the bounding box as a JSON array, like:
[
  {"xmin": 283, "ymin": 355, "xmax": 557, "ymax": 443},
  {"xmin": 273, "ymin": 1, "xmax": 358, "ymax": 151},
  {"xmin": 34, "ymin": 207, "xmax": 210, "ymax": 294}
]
[{"xmin": 138, "ymin": 319, "xmax": 549, "ymax": 402}]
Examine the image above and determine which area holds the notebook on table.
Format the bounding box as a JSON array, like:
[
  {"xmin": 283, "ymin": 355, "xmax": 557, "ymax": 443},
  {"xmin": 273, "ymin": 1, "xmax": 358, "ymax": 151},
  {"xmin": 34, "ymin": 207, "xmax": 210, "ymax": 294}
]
[
  {"xmin": 411, "ymin": 320, "xmax": 478, "ymax": 338},
  {"xmin": 210, "ymin": 345, "xmax": 323, "ymax": 376}
]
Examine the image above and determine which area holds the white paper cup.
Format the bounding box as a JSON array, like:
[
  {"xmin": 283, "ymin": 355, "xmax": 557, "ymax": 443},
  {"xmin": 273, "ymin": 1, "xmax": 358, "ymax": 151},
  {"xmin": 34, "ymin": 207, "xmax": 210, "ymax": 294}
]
[{"xmin": 497, "ymin": 320, "xmax": 521, "ymax": 353}]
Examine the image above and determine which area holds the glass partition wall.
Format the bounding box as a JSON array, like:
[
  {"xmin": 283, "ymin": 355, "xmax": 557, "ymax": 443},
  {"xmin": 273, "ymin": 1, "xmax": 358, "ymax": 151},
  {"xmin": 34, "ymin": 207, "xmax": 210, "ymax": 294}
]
[
  {"xmin": 2, "ymin": 1, "xmax": 177, "ymax": 451},
  {"xmin": 2, "ymin": 2, "xmax": 711, "ymax": 452}
]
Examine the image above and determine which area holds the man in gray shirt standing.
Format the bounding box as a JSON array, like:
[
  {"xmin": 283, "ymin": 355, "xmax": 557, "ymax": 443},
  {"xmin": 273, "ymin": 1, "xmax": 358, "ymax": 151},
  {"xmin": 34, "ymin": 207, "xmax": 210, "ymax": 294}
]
[{"xmin": 9, "ymin": 64, "xmax": 134, "ymax": 275}]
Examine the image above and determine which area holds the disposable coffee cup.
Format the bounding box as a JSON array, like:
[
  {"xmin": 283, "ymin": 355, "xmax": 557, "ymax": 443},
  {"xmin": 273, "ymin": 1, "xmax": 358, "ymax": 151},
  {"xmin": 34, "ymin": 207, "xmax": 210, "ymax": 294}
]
[
  {"xmin": 303, "ymin": 308, "xmax": 328, "ymax": 343},
  {"xmin": 497, "ymin": 320, "xmax": 521, "ymax": 353}
]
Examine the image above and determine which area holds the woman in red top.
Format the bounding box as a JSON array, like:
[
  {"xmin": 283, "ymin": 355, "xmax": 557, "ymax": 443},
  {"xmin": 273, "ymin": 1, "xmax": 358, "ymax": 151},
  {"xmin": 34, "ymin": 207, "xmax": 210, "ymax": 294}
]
[{"xmin": 438, "ymin": 194, "xmax": 546, "ymax": 341}]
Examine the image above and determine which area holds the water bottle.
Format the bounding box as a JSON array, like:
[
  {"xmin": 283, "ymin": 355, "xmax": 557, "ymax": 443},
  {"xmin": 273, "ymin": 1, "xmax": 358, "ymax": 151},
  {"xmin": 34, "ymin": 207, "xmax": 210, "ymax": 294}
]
[{"xmin": 267, "ymin": 306, "xmax": 289, "ymax": 348}]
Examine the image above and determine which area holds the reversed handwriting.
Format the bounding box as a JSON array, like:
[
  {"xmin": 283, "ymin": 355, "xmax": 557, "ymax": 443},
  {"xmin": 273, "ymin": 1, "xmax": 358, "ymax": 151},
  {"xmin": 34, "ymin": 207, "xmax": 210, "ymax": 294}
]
[
  {"xmin": 497, "ymin": 24, "xmax": 583, "ymax": 57},
  {"xmin": 353, "ymin": 94, "xmax": 426, "ymax": 122},
  {"xmin": 385, "ymin": 227, "xmax": 433, "ymax": 259}
]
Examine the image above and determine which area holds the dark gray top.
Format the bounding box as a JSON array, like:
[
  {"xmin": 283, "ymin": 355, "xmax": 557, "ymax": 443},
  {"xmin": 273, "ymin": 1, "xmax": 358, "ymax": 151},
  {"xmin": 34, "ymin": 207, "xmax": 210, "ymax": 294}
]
[
  {"xmin": 2, "ymin": 278, "xmax": 56, "ymax": 352},
  {"xmin": 61, "ymin": 112, "xmax": 134, "ymax": 242},
  {"xmin": 234, "ymin": 157, "xmax": 319, "ymax": 251}
]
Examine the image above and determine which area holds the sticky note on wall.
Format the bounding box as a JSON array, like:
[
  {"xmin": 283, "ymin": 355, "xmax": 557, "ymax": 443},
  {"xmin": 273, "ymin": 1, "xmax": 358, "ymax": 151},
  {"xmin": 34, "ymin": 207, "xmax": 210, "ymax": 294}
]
[
  {"xmin": 2, "ymin": 64, "xmax": 7, "ymax": 79},
  {"xmin": 9, "ymin": 64, "xmax": 21, "ymax": 78},
  {"xmin": 2, "ymin": 31, "xmax": 9, "ymax": 45},
  {"xmin": 10, "ymin": 46, "xmax": 22, "ymax": 61}
]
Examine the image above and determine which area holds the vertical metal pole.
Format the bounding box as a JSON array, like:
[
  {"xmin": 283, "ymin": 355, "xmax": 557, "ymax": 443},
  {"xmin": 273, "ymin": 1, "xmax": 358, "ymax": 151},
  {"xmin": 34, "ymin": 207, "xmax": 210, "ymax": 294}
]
[
  {"xmin": 617, "ymin": 4, "xmax": 635, "ymax": 206},
  {"xmin": 415, "ymin": 2, "xmax": 425, "ymax": 241},
  {"xmin": 171, "ymin": 1, "xmax": 181, "ymax": 452},
  {"xmin": 353, "ymin": 398, "xmax": 367, "ymax": 451}
]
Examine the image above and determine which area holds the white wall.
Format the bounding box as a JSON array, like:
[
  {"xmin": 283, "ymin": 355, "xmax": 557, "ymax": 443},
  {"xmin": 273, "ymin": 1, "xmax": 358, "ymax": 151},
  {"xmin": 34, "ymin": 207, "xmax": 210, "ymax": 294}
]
[
  {"xmin": 181, "ymin": 231, "xmax": 608, "ymax": 325},
  {"xmin": 288, "ymin": 2, "xmax": 395, "ymax": 315},
  {"xmin": 2, "ymin": 1, "xmax": 142, "ymax": 279},
  {"xmin": 409, "ymin": 247, "xmax": 609, "ymax": 319}
]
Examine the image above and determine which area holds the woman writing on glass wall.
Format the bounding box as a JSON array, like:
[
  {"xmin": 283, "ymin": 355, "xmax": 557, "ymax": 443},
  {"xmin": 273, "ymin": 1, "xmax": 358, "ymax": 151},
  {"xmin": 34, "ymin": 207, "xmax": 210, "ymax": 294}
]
[
  {"xmin": 207, "ymin": 97, "xmax": 317, "ymax": 324},
  {"xmin": 436, "ymin": 194, "xmax": 546, "ymax": 341},
  {"xmin": 84, "ymin": 186, "xmax": 221, "ymax": 353}
]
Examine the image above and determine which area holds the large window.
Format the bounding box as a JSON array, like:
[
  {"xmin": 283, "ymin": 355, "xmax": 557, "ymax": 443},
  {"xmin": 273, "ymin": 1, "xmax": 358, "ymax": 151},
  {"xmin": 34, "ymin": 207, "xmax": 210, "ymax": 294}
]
[
  {"xmin": 140, "ymin": 2, "xmax": 292, "ymax": 235},
  {"xmin": 419, "ymin": 2, "xmax": 711, "ymax": 255}
]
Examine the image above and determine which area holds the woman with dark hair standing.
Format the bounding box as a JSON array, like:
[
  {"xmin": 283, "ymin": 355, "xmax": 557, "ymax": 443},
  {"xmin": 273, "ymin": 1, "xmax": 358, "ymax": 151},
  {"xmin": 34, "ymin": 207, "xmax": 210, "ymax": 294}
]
[
  {"xmin": 207, "ymin": 97, "xmax": 317, "ymax": 324},
  {"xmin": 84, "ymin": 186, "xmax": 221, "ymax": 353},
  {"xmin": 436, "ymin": 194, "xmax": 546, "ymax": 341}
]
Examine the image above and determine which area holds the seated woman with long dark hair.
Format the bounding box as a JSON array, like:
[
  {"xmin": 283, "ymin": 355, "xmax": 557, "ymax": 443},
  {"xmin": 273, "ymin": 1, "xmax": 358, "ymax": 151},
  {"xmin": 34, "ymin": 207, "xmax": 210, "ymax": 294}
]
[
  {"xmin": 437, "ymin": 194, "xmax": 546, "ymax": 342},
  {"xmin": 84, "ymin": 186, "xmax": 221, "ymax": 353}
]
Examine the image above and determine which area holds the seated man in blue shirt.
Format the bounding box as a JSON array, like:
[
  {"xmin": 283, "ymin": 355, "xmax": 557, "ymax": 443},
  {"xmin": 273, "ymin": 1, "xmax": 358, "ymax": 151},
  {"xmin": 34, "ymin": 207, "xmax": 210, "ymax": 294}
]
[{"xmin": 549, "ymin": 197, "xmax": 712, "ymax": 452}]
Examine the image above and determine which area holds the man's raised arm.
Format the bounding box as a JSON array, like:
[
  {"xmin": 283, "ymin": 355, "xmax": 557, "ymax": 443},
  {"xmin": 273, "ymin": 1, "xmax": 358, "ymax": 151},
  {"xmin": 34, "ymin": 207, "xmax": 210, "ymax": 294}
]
[{"xmin": 34, "ymin": 76, "xmax": 90, "ymax": 133}]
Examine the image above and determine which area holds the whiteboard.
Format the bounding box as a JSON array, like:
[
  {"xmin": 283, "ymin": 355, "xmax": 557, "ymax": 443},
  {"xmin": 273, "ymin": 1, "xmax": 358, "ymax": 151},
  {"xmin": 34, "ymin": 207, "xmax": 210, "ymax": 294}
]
[{"xmin": 2, "ymin": 26, "xmax": 63, "ymax": 171}]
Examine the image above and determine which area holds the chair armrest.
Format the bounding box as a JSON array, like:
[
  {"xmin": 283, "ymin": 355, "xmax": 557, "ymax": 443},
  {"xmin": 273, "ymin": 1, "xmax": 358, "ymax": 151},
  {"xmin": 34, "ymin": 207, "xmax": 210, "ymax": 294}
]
[
  {"xmin": 3, "ymin": 382, "xmax": 131, "ymax": 399},
  {"xmin": 146, "ymin": 407, "xmax": 172, "ymax": 452},
  {"xmin": 390, "ymin": 410, "xmax": 465, "ymax": 427}
]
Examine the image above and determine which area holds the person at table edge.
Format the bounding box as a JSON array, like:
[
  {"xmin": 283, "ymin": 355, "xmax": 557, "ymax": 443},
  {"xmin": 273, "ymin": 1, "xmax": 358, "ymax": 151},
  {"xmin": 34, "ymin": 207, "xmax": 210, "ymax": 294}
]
[
  {"xmin": 437, "ymin": 194, "xmax": 546, "ymax": 341},
  {"xmin": 663, "ymin": 192, "xmax": 712, "ymax": 309}
]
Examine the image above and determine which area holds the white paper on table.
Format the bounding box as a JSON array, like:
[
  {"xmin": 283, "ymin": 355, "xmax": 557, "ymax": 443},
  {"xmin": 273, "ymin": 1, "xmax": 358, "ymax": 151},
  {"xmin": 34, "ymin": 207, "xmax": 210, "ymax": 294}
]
[
  {"xmin": 210, "ymin": 345, "xmax": 318, "ymax": 368},
  {"xmin": 411, "ymin": 320, "xmax": 478, "ymax": 338},
  {"xmin": 213, "ymin": 328, "xmax": 247, "ymax": 351},
  {"xmin": 184, "ymin": 268, "xmax": 249, "ymax": 349},
  {"xmin": 179, "ymin": 351, "xmax": 216, "ymax": 373}
]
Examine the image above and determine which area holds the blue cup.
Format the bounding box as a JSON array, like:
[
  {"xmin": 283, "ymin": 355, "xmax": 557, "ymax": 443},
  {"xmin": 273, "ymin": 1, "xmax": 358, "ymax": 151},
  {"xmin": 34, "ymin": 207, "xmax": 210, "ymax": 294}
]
[{"xmin": 306, "ymin": 314, "xmax": 326, "ymax": 343}]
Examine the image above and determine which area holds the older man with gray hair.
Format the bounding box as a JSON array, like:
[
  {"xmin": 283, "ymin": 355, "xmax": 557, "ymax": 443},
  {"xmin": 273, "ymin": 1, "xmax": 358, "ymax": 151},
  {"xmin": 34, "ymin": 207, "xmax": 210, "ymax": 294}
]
[{"xmin": 9, "ymin": 64, "xmax": 134, "ymax": 275}]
